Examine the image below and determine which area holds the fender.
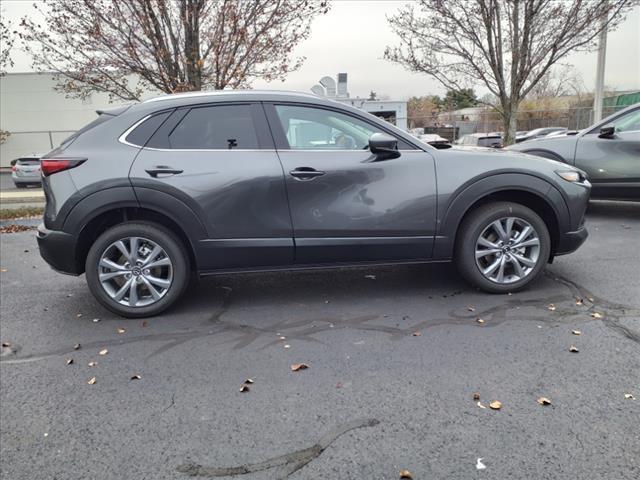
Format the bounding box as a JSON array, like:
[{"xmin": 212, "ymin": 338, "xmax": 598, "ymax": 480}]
[
  {"xmin": 433, "ymin": 173, "xmax": 571, "ymax": 259},
  {"xmin": 520, "ymin": 148, "xmax": 568, "ymax": 163}
]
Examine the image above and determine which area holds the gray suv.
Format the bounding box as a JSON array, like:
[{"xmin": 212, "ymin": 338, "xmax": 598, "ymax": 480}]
[
  {"xmin": 508, "ymin": 104, "xmax": 639, "ymax": 200},
  {"xmin": 37, "ymin": 91, "xmax": 591, "ymax": 317}
]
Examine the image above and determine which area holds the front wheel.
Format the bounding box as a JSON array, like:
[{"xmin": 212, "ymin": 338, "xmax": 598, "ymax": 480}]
[
  {"xmin": 455, "ymin": 202, "xmax": 551, "ymax": 293},
  {"xmin": 85, "ymin": 222, "xmax": 189, "ymax": 318}
]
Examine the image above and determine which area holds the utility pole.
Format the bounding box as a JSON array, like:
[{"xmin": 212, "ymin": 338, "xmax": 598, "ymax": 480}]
[{"xmin": 593, "ymin": 9, "xmax": 608, "ymax": 123}]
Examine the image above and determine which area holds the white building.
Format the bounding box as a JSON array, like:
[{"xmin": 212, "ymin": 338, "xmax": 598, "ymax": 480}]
[{"xmin": 310, "ymin": 73, "xmax": 408, "ymax": 131}]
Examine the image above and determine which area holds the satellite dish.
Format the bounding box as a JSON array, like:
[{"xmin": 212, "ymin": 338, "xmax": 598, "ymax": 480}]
[
  {"xmin": 311, "ymin": 84, "xmax": 326, "ymax": 96},
  {"xmin": 319, "ymin": 76, "xmax": 336, "ymax": 97}
]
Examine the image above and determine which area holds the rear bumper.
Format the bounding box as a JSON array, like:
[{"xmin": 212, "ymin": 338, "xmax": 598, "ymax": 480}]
[
  {"xmin": 36, "ymin": 223, "xmax": 82, "ymax": 275},
  {"xmin": 555, "ymin": 225, "xmax": 588, "ymax": 256}
]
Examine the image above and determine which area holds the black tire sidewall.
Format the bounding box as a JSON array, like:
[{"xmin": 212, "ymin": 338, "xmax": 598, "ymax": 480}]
[
  {"xmin": 85, "ymin": 222, "xmax": 189, "ymax": 318},
  {"xmin": 456, "ymin": 202, "xmax": 551, "ymax": 293}
]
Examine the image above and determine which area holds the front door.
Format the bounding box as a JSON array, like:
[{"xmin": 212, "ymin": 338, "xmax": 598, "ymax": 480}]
[
  {"xmin": 129, "ymin": 103, "xmax": 293, "ymax": 270},
  {"xmin": 266, "ymin": 103, "xmax": 437, "ymax": 264},
  {"xmin": 574, "ymin": 107, "xmax": 640, "ymax": 200}
]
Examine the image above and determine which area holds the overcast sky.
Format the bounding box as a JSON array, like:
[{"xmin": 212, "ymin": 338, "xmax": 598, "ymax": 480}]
[{"xmin": 2, "ymin": 0, "xmax": 639, "ymax": 100}]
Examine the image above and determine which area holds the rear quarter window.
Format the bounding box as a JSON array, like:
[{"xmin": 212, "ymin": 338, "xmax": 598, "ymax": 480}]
[{"xmin": 168, "ymin": 104, "xmax": 258, "ymax": 149}]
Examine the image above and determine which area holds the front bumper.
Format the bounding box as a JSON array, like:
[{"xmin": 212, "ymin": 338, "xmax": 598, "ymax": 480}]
[
  {"xmin": 36, "ymin": 223, "xmax": 82, "ymax": 275},
  {"xmin": 555, "ymin": 225, "xmax": 588, "ymax": 256}
]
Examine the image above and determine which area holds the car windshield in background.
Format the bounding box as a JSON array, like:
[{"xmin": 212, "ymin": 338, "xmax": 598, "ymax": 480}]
[{"xmin": 16, "ymin": 158, "xmax": 40, "ymax": 165}]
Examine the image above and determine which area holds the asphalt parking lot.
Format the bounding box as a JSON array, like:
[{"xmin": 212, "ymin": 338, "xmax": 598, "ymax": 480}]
[{"xmin": 1, "ymin": 201, "xmax": 639, "ymax": 480}]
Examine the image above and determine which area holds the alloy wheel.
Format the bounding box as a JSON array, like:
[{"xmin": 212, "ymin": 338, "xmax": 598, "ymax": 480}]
[
  {"xmin": 98, "ymin": 236, "xmax": 173, "ymax": 307},
  {"xmin": 474, "ymin": 217, "xmax": 541, "ymax": 284}
]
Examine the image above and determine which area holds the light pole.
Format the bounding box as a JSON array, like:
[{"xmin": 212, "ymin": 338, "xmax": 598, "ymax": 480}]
[{"xmin": 593, "ymin": 9, "xmax": 608, "ymax": 122}]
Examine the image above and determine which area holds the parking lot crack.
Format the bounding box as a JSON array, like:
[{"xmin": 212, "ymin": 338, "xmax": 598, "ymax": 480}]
[{"xmin": 175, "ymin": 417, "xmax": 380, "ymax": 478}]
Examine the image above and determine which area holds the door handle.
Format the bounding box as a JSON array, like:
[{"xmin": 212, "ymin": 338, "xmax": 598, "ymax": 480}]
[
  {"xmin": 145, "ymin": 166, "xmax": 184, "ymax": 178},
  {"xmin": 289, "ymin": 167, "xmax": 326, "ymax": 181}
]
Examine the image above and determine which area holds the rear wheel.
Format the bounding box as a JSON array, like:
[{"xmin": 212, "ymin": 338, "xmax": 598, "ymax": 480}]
[
  {"xmin": 85, "ymin": 222, "xmax": 189, "ymax": 318},
  {"xmin": 455, "ymin": 202, "xmax": 551, "ymax": 293}
]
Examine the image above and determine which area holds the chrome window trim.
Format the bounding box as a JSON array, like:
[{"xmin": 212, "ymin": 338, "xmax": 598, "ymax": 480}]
[{"xmin": 118, "ymin": 114, "xmax": 153, "ymax": 148}]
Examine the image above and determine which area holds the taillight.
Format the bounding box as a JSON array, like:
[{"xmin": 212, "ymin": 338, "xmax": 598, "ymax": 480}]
[
  {"xmin": 11, "ymin": 164, "xmax": 16, "ymax": 172},
  {"xmin": 40, "ymin": 158, "xmax": 87, "ymax": 177}
]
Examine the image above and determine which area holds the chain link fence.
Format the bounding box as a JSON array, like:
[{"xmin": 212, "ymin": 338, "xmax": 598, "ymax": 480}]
[
  {"xmin": 0, "ymin": 130, "xmax": 75, "ymax": 167},
  {"xmin": 409, "ymin": 105, "xmax": 628, "ymax": 142}
]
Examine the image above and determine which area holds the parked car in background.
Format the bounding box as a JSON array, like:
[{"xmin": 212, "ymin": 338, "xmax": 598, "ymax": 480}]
[
  {"xmin": 515, "ymin": 127, "xmax": 567, "ymax": 143},
  {"xmin": 11, "ymin": 155, "xmax": 42, "ymax": 188},
  {"xmin": 456, "ymin": 133, "xmax": 503, "ymax": 148},
  {"xmin": 36, "ymin": 90, "xmax": 590, "ymax": 317},
  {"xmin": 418, "ymin": 133, "xmax": 451, "ymax": 148},
  {"xmin": 508, "ymin": 103, "xmax": 639, "ymax": 200}
]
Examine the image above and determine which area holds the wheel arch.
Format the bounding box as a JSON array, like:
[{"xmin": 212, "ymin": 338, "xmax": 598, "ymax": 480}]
[{"xmin": 435, "ymin": 173, "xmax": 570, "ymax": 260}]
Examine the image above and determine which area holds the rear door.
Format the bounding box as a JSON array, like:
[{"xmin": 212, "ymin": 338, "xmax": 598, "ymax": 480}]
[
  {"xmin": 265, "ymin": 103, "xmax": 437, "ymax": 264},
  {"xmin": 129, "ymin": 103, "xmax": 293, "ymax": 270},
  {"xmin": 574, "ymin": 107, "xmax": 640, "ymax": 200}
]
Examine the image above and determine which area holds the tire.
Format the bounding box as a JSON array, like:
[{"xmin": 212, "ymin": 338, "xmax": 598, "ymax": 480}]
[
  {"xmin": 15, "ymin": 183, "xmax": 26, "ymax": 189},
  {"xmin": 455, "ymin": 202, "xmax": 551, "ymax": 293},
  {"xmin": 85, "ymin": 222, "xmax": 190, "ymax": 318}
]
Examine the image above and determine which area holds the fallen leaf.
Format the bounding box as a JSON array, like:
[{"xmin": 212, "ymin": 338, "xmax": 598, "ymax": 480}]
[
  {"xmin": 284, "ymin": 344, "xmax": 291, "ymax": 349},
  {"xmin": 507, "ymin": 292, "xmax": 512, "ymax": 296},
  {"xmin": 412, "ymin": 331, "xmax": 421, "ymax": 336},
  {"xmin": 548, "ymin": 304, "xmax": 556, "ymax": 311},
  {"xmin": 290, "ymin": 363, "xmax": 309, "ymax": 372},
  {"xmin": 239, "ymin": 385, "xmax": 250, "ymax": 392},
  {"xmin": 117, "ymin": 328, "xmax": 126, "ymax": 334},
  {"xmin": 0, "ymin": 269, "xmax": 7, "ymax": 273},
  {"xmin": 587, "ymin": 297, "xmax": 594, "ymax": 302},
  {"xmin": 244, "ymin": 378, "xmax": 254, "ymax": 384},
  {"xmin": 489, "ymin": 400, "xmax": 502, "ymax": 410},
  {"xmin": 476, "ymin": 318, "xmax": 485, "ymax": 324},
  {"xmin": 575, "ymin": 298, "xmax": 584, "ymax": 306},
  {"xmin": 278, "ymin": 335, "xmax": 286, "ymax": 340},
  {"xmin": 92, "ymin": 318, "xmax": 100, "ymax": 323},
  {"xmin": 569, "ymin": 345, "xmax": 579, "ymax": 353},
  {"xmin": 399, "ymin": 469, "xmax": 413, "ymax": 479},
  {"xmin": 591, "ymin": 312, "xmax": 603, "ymax": 319},
  {"xmin": 87, "ymin": 377, "xmax": 97, "ymax": 385},
  {"xmin": 537, "ymin": 397, "xmax": 552, "ymax": 405},
  {"xmin": 476, "ymin": 458, "xmax": 486, "ymax": 470},
  {"xmin": 76, "ymin": 313, "xmax": 82, "ymax": 318},
  {"xmin": 130, "ymin": 374, "xmax": 141, "ymax": 380},
  {"xmin": 88, "ymin": 362, "xmax": 97, "ymax": 367},
  {"xmin": 73, "ymin": 343, "xmax": 81, "ymax": 350},
  {"xmin": 141, "ymin": 320, "xmax": 148, "ymax": 327},
  {"xmin": 99, "ymin": 348, "xmax": 108, "ymax": 356},
  {"xmin": 572, "ymin": 330, "xmax": 582, "ymax": 335},
  {"xmin": 624, "ymin": 393, "xmax": 635, "ymax": 400},
  {"xmin": 473, "ymin": 392, "xmax": 480, "ymax": 401},
  {"xmin": 477, "ymin": 401, "xmax": 486, "ymax": 409},
  {"xmin": 66, "ymin": 358, "xmax": 74, "ymax": 365},
  {"xmin": 467, "ymin": 306, "xmax": 475, "ymax": 312},
  {"xmin": 1, "ymin": 341, "xmax": 10, "ymax": 348}
]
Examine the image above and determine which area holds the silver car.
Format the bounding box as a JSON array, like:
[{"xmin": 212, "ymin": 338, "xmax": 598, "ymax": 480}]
[{"xmin": 11, "ymin": 155, "xmax": 42, "ymax": 188}]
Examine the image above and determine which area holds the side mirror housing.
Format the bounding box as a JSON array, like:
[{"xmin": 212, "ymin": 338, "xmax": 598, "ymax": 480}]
[
  {"xmin": 369, "ymin": 133, "xmax": 400, "ymax": 160},
  {"xmin": 599, "ymin": 126, "xmax": 616, "ymax": 139}
]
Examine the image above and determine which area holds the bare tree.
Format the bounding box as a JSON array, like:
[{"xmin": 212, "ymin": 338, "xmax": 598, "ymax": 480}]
[
  {"xmin": 19, "ymin": 0, "xmax": 329, "ymax": 102},
  {"xmin": 0, "ymin": 16, "xmax": 15, "ymax": 144},
  {"xmin": 0, "ymin": 15, "xmax": 14, "ymax": 75},
  {"xmin": 385, "ymin": 0, "xmax": 635, "ymax": 144}
]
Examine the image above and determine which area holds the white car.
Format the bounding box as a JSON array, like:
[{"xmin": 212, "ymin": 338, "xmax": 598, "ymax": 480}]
[{"xmin": 11, "ymin": 154, "xmax": 42, "ymax": 188}]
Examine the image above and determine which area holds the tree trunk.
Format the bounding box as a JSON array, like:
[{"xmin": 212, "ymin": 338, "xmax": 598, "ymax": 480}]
[{"xmin": 501, "ymin": 101, "xmax": 519, "ymax": 146}]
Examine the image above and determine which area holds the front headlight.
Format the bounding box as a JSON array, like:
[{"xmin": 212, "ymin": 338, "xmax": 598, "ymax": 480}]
[{"xmin": 556, "ymin": 170, "xmax": 588, "ymax": 183}]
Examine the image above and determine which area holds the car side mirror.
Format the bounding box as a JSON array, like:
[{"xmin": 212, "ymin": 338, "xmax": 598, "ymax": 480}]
[
  {"xmin": 599, "ymin": 126, "xmax": 616, "ymax": 139},
  {"xmin": 369, "ymin": 133, "xmax": 400, "ymax": 160}
]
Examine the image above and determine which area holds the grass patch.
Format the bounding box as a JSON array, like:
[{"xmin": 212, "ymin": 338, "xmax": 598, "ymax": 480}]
[{"xmin": 0, "ymin": 206, "xmax": 44, "ymax": 220}]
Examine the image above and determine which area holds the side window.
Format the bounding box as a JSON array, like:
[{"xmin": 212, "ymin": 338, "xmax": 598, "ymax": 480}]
[
  {"xmin": 125, "ymin": 111, "xmax": 171, "ymax": 146},
  {"xmin": 590, "ymin": 109, "xmax": 640, "ymax": 134},
  {"xmin": 169, "ymin": 104, "xmax": 258, "ymax": 149},
  {"xmin": 274, "ymin": 104, "xmax": 398, "ymax": 150}
]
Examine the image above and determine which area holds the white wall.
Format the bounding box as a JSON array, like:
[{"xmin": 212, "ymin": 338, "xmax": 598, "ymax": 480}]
[{"xmin": 0, "ymin": 72, "xmax": 153, "ymax": 166}]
